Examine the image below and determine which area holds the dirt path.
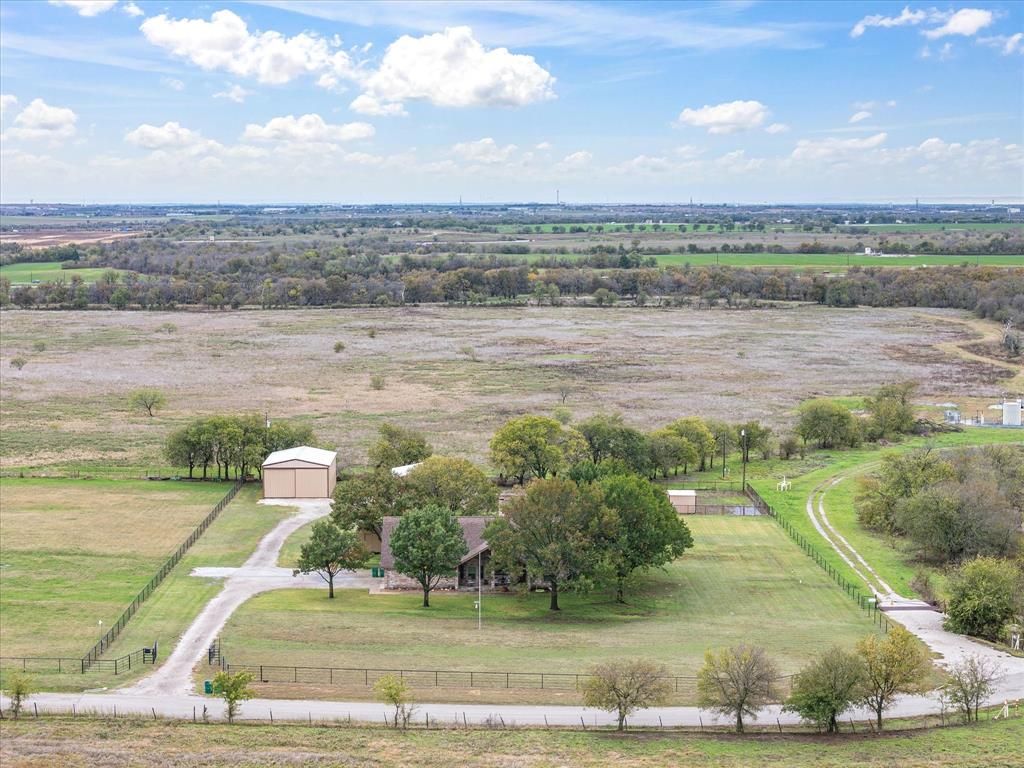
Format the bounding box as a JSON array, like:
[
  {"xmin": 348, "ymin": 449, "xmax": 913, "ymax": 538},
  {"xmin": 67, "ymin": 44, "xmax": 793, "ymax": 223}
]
[
  {"xmin": 924, "ymin": 313, "xmax": 1023, "ymax": 391},
  {"xmin": 121, "ymin": 498, "xmax": 374, "ymax": 698},
  {"xmin": 806, "ymin": 477, "xmax": 1024, "ymax": 678}
]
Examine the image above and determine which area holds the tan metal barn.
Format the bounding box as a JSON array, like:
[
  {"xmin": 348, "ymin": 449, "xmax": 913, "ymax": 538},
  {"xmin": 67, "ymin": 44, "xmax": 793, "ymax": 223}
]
[
  {"xmin": 262, "ymin": 446, "xmax": 338, "ymax": 499},
  {"xmin": 667, "ymin": 489, "xmax": 697, "ymax": 514}
]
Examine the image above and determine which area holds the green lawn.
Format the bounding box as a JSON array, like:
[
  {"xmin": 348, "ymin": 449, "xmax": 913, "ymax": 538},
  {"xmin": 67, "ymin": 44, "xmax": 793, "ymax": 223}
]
[
  {"xmin": 0, "ymin": 485, "xmax": 293, "ymax": 691},
  {"xmin": 2, "ymin": 714, "xmax": 1021, "ymax": 768},
  {"xmin": 747, "ymin": 429, "xmax": 1024, "ymax": 600},
  {"xmin": 0, "ymin": 478, "xmax": 230, "ymax": 660},
  {"xmin": 221, "ymin": 515, "xmax": 883, "ymax": 703},
  {"xmin": 0, "ymin": 261, "xmax": 132, "ymax": 285}
]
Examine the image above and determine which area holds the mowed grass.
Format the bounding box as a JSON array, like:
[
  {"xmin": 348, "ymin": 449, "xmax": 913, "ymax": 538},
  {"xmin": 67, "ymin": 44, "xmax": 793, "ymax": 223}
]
[
  {"xmin": 0, "ymin": 261, "xmax": 132, "ymax": 285},
  {"xmin": 750, "ymin": 429, "xmax": 1024, "ymax": 600},
  {"xmin": 220, "ymin": 516, "xmax": 882, "ymax": 703},
  {"xmin": 0, "ymin": 478, "xmax": 230, "ymax": 658},
  {"xmin": 2, "ymin": 713, "xmax": 1021, "ymax": 768}
]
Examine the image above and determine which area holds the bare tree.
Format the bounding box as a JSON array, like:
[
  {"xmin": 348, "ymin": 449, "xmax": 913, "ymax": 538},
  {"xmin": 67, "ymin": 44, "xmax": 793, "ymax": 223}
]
[
  {"xmin": 944, "ymin": 655, "xmax": 997, "ymax": 723},
  {"xmin": 581, "ymin": 659, "xmax": 672, "ymax": 731},
  {"xmin": 697, "ymin": 645, "xmax": 778, "ymax": 733}
]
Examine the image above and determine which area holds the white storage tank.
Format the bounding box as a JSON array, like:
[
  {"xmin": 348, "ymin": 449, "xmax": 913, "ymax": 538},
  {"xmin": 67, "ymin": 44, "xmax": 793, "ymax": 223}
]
[{"xmin": 1003, "ymin": 400, "xmax": 1022, "ymax": 427}]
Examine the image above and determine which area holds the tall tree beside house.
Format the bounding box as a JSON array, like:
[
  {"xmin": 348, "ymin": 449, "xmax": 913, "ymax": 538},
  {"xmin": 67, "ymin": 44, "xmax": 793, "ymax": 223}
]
[
  {"xmin": 485, "ymin": 477, "xmax": 615, "ymax": 611},
  {"xmin": 489, "ymin": 415, "xmax": 574, "ymax": 483},
  {"xmin": 331, "ymin": 469, "xmax": 408, "ymax": 542},
  {"xmin": 403, "ymin": 456, "xmax": 499, "ymax": 516},
  {"xmin": 389, "ymin": 504, "xmax": 467, "ymax": 608},
  {"xmin": 597, "ymin": 473, "xmax": 693, "ymax": 602},
  {"xmin": 666, "ymin": 417, "xmax": 716, "ymax": 472},
  {"xmin": 368, "ymin": 423, "xmax": 432, "ymax": 469},
  {"xmin": 293, "ymin": 520, "xmax": 368, "ymax": 599}
]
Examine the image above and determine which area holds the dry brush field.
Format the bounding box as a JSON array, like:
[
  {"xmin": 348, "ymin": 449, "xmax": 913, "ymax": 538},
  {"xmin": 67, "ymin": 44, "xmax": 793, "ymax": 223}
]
[{"xmin": 0, "ymin": 306, "xmax": 1010, "ymax": 471}]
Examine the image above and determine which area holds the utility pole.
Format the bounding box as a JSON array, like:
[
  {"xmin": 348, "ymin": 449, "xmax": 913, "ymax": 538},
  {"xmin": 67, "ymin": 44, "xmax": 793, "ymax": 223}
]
[
  {"xmin": 476, "ymin": 552, "xmax": 483, "ymax": 630},
  {"xmin": 741, "ymin": 429, "xmax": 748, "ymax": 491}
]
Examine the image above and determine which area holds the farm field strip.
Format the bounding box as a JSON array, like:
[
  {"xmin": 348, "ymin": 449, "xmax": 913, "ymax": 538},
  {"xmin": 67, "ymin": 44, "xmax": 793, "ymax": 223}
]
[{"xmin": 0, "ymin": 261, "xmax": 133, "ymax": 285}]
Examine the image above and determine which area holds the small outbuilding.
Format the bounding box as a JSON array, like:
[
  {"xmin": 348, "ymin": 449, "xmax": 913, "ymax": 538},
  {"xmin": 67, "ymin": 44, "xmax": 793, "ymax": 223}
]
[
  {"xmin": 262, "ymin": 446, "xmax": 338, "ymax": 499},
  {"xmin": 667, "ymin": 489, "xmax": 697, "ymax": 514}
]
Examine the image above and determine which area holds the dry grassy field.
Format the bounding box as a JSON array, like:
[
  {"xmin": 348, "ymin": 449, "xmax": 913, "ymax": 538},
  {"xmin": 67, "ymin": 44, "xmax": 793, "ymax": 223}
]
[{"xmin": 0, "ymin": 306, "xmax": 1008, "ymax": 472}]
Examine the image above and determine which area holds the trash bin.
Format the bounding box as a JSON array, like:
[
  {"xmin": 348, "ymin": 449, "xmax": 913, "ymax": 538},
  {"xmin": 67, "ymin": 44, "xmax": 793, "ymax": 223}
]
[{"xmin": 204, "ymin": 680, "xmax": 213, "ymax": 695}]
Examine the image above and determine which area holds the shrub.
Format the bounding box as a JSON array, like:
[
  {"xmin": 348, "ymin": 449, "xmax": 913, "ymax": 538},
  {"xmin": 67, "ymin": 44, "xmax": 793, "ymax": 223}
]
[
  {"xmin": 31, "ymin": 341, "xmax": 46, "ymax": 352},
  {"xmin": 944, "ymin": 556, "xmax": 1020, "ymax": 640},
  {"xmin": 784, "ymin": 647, "xmax": 864, "ymax": 733},
  {"xmin": 9, "ymin": 356, "xmax": 27, "ymax": 370},
  {"xmin": 3, "ymin": 672, "xmax": 32, "ymax": 719},
  {"xmin": 370, "ymin": 374, "xmax": 385, "ymax": 390},
  {"xmin": 334, "ymin": 341, "xmax": 345, "ymax": 353}
]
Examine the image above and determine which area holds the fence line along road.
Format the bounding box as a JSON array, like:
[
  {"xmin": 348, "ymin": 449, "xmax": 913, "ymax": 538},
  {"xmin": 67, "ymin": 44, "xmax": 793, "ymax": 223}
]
[
  {"xmin": 220, "ymin": 662, "xmax": 796, "ymax": 695},
  {"xmin": 80, "ymin": 479, "xmax": 244, "ymax": 669},
  {"xmin": 1, "ymin": 648, "xmax": 153, "ymax": 676}
]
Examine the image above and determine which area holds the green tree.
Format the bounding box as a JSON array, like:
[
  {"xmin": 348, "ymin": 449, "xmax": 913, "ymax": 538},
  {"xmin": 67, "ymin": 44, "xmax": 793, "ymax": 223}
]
[
  {"xmin": 667, "ymin": 417, "xmax": 716, "ymax": 471},
  {"xmin": 489, "ymin": 415, "xmax": 568, "ymax": 483},
  {"xmin": 856, "ymin": 448, "xmax": 953, "ymax": 534},
  {"xmin": 864, "ymin": 382, "xmax": 917, "ymax": 439},
  {"xmin": 331, "ymin": 469, "xmax": 407, "ymax": 541},
  {"xmin": 796, "ymin": 399, "xmax": 861, "ymax": 449},
  {"xmin": 128, "ymin": 387, "xmax": 166, "ymax": 417},
  {"xmin": 784, "ymin": 647, "xmax": 864, "ymax": 733},
  {"xmin": 945, "ymin": 556, "xmax": 1020, "ymax": 640},
  {"xmin": 576, "ymin": 414, "xmax": 647, "ymax": 472},
  {"xmin": 696, "ymin": 645, "xmax": 778, "ymax": 733},
  {"xmin": 734, "ymin": 421, "xmax": 772, "ymax": 463},
  {"xmin": 367, "ymin": 423, "xmax": 433, "ymax": 469},
  {"xmin": 485, "ymin": 477, "xmax": 614, "ymax": 611},
  {"xmin": 856, "ymin": 627, "xmax": 931, "ymax": 729},
  {"xmin": 598, "ymin": 473, "xmax": 693, "ymax": 601},
  {"xmin": 646, "ymin": 429, "xmax": 697, "ymax": 477},
  {"xmin": 3, "ymin": 672, "xmax": 32, "ymax": 719},
  {"xmin": 374, "ymin": 674, "xmax": 415, "ymax": 729},
  {"xmin": 404, "ymin": 456, "xmax": 498, "ymax": 515},
  {"xmin": 706, "ymin": 420, "xmax": 736, "ymax": 470},
  {"xmin": 212, "ymin": 669, "xmax": 255, "ymax": 723},
  {"xmin": 944, "ymin": 655, "xmax": 997, "ymax": 723},
  {"xmin": 390, "ymin": 504, "xmax": 467, "ymax": 607},
  {"xmin": 581, "ymin": 660, "xmax": 671, "ymax": 731},
  {"xmin": 293, "ymin": 520, "xmax": 369, "ymax": 598}
]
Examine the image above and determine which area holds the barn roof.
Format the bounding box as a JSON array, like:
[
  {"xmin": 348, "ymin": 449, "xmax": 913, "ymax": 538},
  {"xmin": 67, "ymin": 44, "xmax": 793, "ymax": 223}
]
[
  {"xmin": 379, "ymin": 515, "xmax": 494, "ymax": 569},
  {"xmin": 262, "ymin": 446, "xmax": 337, "ymax": 468}
]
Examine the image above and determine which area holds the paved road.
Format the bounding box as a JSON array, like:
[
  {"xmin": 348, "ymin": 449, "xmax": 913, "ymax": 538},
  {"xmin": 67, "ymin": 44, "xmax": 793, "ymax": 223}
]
[{"xmin": 123, "ymin": 498, "xmax": 374, "ymax": 698}]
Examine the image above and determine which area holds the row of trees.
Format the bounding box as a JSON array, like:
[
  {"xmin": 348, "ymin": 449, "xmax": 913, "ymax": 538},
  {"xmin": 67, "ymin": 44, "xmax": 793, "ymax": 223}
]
[
  {"xmin": 5, "ymin": 253, "xmax": 1022, "ymax": 328},
  {"xmin": 164, "ymin": 414, "xmax": 316, "ymax": 480},
  {"xmin": 583, "ymin": 630, "xmax": 994, "ymax": 733}
]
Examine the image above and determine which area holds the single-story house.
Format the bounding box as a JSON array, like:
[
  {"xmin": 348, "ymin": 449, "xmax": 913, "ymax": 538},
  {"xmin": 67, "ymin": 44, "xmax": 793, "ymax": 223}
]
[
  {"xmin": 379, "ymin": 515, "xmax": 508, "ymax": 591},
  {"xmin": 667, "ymin": 489, "xmax": 697, "ymax": 514},
  {"xmin": 262, "ymin": 446, "xmax": 338, "ymax": 499}
]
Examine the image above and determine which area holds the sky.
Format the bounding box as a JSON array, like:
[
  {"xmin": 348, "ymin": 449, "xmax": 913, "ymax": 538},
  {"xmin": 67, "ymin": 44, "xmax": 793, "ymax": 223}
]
[{"xmin": 0, "ymin": 0, "xmax": 1022, "ymax": 204}]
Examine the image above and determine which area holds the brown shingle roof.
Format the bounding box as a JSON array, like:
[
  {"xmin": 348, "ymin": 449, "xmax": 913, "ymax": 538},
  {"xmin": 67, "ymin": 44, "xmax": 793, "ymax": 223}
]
[{"xmin": 379, "ymin": 515, "xmax": 494, "ymax": 570}]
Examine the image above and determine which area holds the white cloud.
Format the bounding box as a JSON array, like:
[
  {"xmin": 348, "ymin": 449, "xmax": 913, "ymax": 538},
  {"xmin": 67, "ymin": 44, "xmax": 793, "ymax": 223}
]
[
  {"xmin": 920, "ymin": 42, "xmax": 956, "ymax": 60},
  {"xmin": 452, "ymin": 137, "xmax": 518, "ymax": 164},
  {"xmin": 5, "ymin": 98, "xmax": 77, "ymax": 142},
  {"xmin": 790, "ymin": 132, "xmax": 888, "ymax": 162},
  {"xmin": 124, "ymin": 121, "xmax": 219, "ymax": 153},
  {"xmin": 923, "ymin": 9, "xmax": 993, "ymax": 39},
  {"xmin": 0, "ymin": 94, "xmax": 18, "ymax": 120},
  {"xmin": 535, "ymin": 141, "xmax": 552, "ymax": 151},
  {"xmin": 849, "ymin": 110, "xmax": 872, "ymax": 124},
  {"xmin": 765, "ymin": 123, "xmax": 790, "ymax": 134},
  {"xmin": 121, "ymin": 1, "xmax": 143, "ymax": 17},
  {"xmin": 141, "ymin": 10, "xmax": 355, "ymax": 86},
  {"xmin": 715, "ymin": 149, "xmax": 764, "ymax": 174},
  {"xmin": 557, "ymin": 150, "xmax": 592, "ymax": 170},
  {"xmin": 358, "ymin": 26, "xmax": 555, "ymax": 112},
  {"xmin": 242, "ymin": 114, "xmax": 374, "ymax": 144},
  {"xmin": 214, "ymin": 84, "xmax": 252, "ymax": 104},
  {"xmin": 979, "ymin": 32, "xmax": 1024, "ymax": 55},
  {"xmin": 851, "ymin": 7, "xmax": 928, "ymax": 38},
  {"xmin": 349, "ymin": 94, "xmax": 408, "ymax": 117},
  {"xmin": 676, "ymin": 100, "xmax": 769, "ymax": 134},
  {"xmin": 48, "ymin": 1, "xmax": 117, "ymax": 16},
  {"xmin": 161, "ymin": 77, "xmax": 185, "ymax": 92}
]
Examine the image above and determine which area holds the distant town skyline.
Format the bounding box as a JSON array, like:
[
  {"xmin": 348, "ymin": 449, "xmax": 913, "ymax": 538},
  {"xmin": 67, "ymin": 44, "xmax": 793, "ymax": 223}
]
[{"xmin": 1, "ymin": 1, "xmax": 1022, "ymax": 203}]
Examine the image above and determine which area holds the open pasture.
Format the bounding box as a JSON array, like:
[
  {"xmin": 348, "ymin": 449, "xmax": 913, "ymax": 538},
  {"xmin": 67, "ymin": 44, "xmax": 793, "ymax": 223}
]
[
  {"xmin": 523, "ymin": 252, "xmax": 1024, "ymax": 269},
  {"xmin": 0, "ymin": 478, "xmax": 229, "ymax": 659},
  {"xmin": 0, "ymin": 261, "xmax": 132, "ymax": 285},
  {"xmin": 0, "ymin": 306, "xmax": 1004, "ymax": 474},
  {"xmin": 217, "ymin": 515, "xmax": 883, "ymax": 704}
]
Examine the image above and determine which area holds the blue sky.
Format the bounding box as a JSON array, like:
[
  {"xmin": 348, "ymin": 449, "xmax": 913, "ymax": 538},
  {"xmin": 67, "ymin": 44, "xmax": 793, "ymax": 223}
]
[{"xmin": 1, "ymin": 1, "xmax": 1021, "ymax": 203}]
